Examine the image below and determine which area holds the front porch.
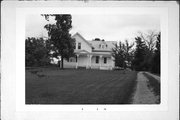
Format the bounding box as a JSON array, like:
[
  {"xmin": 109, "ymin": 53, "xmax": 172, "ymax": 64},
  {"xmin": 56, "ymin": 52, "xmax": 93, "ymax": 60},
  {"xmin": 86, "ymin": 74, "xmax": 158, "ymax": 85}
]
[{"xmin": 64, "ymin": 53, "xmax": 114, "ymax": 70}]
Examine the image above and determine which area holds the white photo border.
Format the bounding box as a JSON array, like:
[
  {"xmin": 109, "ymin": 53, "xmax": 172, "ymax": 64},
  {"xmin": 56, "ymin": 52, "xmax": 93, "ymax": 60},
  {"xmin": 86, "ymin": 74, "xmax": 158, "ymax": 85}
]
[
  {"xmin": 2, "ymin": 1, "xmax": 179, "ymax": 120},
  {"xmin": 16, "ymin": 6, "xmax": 168, "ymax": 112}
]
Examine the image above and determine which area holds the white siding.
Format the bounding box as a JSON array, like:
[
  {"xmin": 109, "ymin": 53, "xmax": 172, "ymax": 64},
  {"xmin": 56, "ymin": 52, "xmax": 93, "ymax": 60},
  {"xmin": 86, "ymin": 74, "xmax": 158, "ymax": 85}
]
[
  {"xmin": 73, "ymin": 34, "xmax": 92, "ymax": 52},
  {"xmin": 64, "ymin": 33, "xmax": 115, "ymax": 70},
  {"xmin": 91, "ymin": 56, "xmax": 114, "ymax": 70},
  {"xmin": 64, "ymin": 55, "xmax": 114, "ymax": 70},
  {"xmin": 64, "ymin": 60, "xmax": 76, "ymax": 68},
  {"xmin": 77, "ymin": 55, "xmax": 89, "ymax": 67},
  {"xmin": 63, "ymin": 57, "xmax": 76, "ymax": 68}
]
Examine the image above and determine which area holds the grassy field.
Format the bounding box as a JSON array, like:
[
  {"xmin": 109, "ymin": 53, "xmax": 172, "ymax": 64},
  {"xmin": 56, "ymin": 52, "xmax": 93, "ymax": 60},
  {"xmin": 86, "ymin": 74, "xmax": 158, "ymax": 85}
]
[
  {"xmin": 26, "ymin": 67, "xmax": 137, "ymax": 104},
  {"xmin": 143, "ymin": 72, "xmax": 160, "ymax": 104}
]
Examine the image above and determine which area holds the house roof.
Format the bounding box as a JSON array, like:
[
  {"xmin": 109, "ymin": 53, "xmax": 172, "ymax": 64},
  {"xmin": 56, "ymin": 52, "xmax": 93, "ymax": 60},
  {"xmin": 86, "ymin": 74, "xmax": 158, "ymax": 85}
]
[
  {"xmin": 72, "ymin": 32, "xmax": 117, "ymax": 52},
  {"xmin": 88, "ymin": 40, "xmax": 117, "ymax": 52}
]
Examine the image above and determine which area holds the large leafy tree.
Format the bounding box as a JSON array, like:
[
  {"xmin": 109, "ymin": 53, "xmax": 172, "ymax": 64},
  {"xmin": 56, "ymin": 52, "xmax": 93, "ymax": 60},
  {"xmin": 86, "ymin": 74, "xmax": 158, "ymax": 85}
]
[
  {"xmin": 43, "ymin": 14, "xmax": 75, "ymax": 69},
  {"xmin": 25, "ymin": 37, "xmax": 50, "ymax": 67}
]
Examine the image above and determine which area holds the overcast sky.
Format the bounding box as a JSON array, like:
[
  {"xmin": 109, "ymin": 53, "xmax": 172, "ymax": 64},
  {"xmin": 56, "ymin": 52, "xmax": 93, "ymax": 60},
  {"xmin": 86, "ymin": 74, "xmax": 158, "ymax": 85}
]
[{"xmin": 26, "ymin": 14, "xmax": 160, "ymax": 42}]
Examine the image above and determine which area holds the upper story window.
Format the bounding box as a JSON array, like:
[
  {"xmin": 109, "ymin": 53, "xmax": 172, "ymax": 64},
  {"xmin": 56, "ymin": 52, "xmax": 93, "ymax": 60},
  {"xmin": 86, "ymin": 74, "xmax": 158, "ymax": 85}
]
[
  {"xmin": 99, "ymin": 43, "xmax": 107, "ymax": 49},
  {"xmin": 78, "ymin": 42, "xmax": 81, "ymax": 49},
  {"xmin": 102, "ymin": 45, "xmax": 104, "ymax": 49}
]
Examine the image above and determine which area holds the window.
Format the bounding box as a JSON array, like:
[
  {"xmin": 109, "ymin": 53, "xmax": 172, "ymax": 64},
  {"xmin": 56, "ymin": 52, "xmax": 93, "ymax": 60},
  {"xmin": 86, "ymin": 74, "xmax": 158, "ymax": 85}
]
[
  {"xmin": 99, "ymin": 44, "xmax": 107, "ymax": 49},
  {"xmin": 104, "ymin": 57, "xmax": 107, "ymax": 64},
  {"xmin": 102, "ymin": 45, "xmax": 104, "ymax": 49},
  {"xmin": 96, "ymin": 56, "xmax": 99, "ymax": 63},
  {"xmin": 68, "ymin": 58, "xmax": 75, "ymax": 62},
  {"xmin": 78, "ymin": 42, "xmax": 81, "ymax": 49},
  {"xmin": 70, "ymin": 58, "xmax": 73, "ymax": 62}
]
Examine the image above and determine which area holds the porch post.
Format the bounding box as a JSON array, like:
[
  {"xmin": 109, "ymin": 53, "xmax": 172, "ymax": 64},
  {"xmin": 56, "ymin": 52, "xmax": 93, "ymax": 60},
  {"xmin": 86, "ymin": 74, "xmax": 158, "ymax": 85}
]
[
  {"xmin": 86, "ymin": 54, "xmax": 89, "ymax": 69},
  {"xmin": 89, "ymin": 55, "xmax": 92, "ymax": 69},
  {"xmin": 111, "ymin": 56, "xmax": 114, "ymax": 70},
  {"xmin": 99, "ymin": 55, "xmax": 102, "ymax": 69},
  {"xmin": 86, "ymin": 54, "xmax": 92, "ymax": 69},
  {"xmin": 76, "ymin": 54, "xmax": 79, "ymax": 69}
]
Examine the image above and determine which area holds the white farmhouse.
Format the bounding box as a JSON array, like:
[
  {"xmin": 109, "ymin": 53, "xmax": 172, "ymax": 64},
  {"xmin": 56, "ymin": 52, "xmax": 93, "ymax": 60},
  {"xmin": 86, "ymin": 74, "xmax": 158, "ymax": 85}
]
[{"xmin": 64, "ymin": 32, "xmax": 116, "ymax": 70}]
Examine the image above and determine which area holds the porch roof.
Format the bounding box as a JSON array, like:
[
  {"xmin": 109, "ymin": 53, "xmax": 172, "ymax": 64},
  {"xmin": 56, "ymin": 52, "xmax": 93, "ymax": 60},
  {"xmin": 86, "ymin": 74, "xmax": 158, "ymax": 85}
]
[
  {"xmin": 91, "ymin": 52, "xmax": 112, "ymax": 57},
  {"xmin": 75, "ymin": 50, "xmax": 112, "ymax": 57},
  {"xmin": 75, "ymin": 50, "xmax": 90, "ymax": 54}
]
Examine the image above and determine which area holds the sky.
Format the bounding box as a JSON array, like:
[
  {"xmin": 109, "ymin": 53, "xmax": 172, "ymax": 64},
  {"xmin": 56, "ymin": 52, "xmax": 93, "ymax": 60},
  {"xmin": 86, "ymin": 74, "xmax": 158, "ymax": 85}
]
[{"xmin": 26, "ymin": 14, "xmax": 160, "ymax": 43}]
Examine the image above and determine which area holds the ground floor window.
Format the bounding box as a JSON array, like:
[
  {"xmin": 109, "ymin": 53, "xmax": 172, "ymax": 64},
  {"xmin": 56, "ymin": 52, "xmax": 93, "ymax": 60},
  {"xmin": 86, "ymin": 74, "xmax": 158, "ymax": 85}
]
[
  {"xmin": 104, "ymin": 57, "xmax": 107, "ymax": 64},
  {"xmin": 69, "ymin": 58, "xmax": 75, "ymax": 62},
  {"xmin": 67, "ymin": 57, "xmax": 75, "ymax": 62},
  {"xmin": 96, "ymin": 56, "xmax": 99, "ymax": 63}
]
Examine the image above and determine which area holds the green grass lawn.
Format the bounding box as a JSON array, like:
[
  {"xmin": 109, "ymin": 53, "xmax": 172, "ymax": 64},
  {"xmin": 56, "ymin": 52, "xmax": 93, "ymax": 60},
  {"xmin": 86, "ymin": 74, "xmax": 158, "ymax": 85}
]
[{"xmin": 26, "ymin": 67, "xmax": 137, "ymax": 104}]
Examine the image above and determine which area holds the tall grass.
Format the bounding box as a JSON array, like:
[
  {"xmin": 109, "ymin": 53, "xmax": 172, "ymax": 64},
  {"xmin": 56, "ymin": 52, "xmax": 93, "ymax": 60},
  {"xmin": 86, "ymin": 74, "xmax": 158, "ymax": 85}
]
[{"xmin": 143, "ymin": 73, "xmax": 160, "ymax": 104}]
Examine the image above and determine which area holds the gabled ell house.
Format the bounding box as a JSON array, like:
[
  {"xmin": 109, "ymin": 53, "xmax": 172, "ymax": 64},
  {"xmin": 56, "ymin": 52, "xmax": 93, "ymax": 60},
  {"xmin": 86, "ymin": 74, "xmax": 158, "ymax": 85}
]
[{"xmin": 63, "ymin": 32, "xmax": 116, "ymax": 70}]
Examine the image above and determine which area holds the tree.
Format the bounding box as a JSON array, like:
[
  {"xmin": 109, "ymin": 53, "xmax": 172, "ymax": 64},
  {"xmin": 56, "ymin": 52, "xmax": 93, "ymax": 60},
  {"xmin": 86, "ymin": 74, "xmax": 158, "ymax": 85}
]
[
  {"xmin": 43, "ymin": 14, "xmax": 75, "ymax": 69},
  {"xmin": 112, "ymin": 42, "xmax": 126, "ymax": 68},
  {"xmin": 122, "ymin": 39, "xmax": 134, "ymax": 67},
  {"xmin": 138, "ymin": 30, "xmax": 158, "ymax": 52},
  {"xmin": 132, "ymin": 37, "xmax": 147, "ymax": 71},
  {"xmin": 25, "ymin": 37, "xmax": 50, "ymax": 67},
  {"xmin": 151, "ymin": 32, "xmax": 160, "ymax": 74},
  {"xmin": 112, "ymin": 39, "xmax": 135, "ymax": 69},
  {"xmin": 136, "ymin": 30, "xmax": 159, "ymax": 70}
]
